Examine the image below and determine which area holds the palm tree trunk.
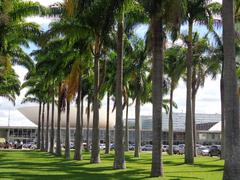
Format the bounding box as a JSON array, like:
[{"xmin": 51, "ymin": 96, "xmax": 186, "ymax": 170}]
[
  {"xmin": 223, "ymin": 0, "xmax": 240, "ymax": 179},
  {"xmin": 220, "ymin": 75, "xmax": 224, "ymax": 159},
  {"xmin": 55, "ymin": 84, "xmax": 62, "ymax": 156},
  {"xmin": 79, "ymin": 96, "xmax": 84, "ymax": 160},
  {"xmin": 74, "ymin": 76, "xmax": 81, "ymax": 160},
  {"xmin": 65, "ymin": 100, "xmax": 70, "ymax": 160},
  {"xmin": 45, "ymin": 102, "xmax": 50, "ymax": 152},
  {"xmin": 86, "ymin": 97, "xmax": 90, "ymax": 152},
  {"xmin": 168, "ymin": 81, "xmax": 174, "ymax": 155},
  {"xmin": 134, "ymin": 95, "xmax": 141, "ymax": 158},
  {"xmin": 49, "ymin": 94, "xmax": 55, "ymax": 154},
  {"xmin": 105, "ymin": 92, "xmax": 110, "ymax": 154},
  {"xmin": 192, "ymin": 90, "xmax": 197, "ymax": 157},
  {"xmin": 40, "ymin": 103, "xmax": 45, "ymax": 151},
  {"xmin": 150, "ymin": 15, "xmax": 164, "ymax": 177},
  {"xmin": 37, "ymin": 102, "xmax": 42, "ymax": 149},
  {"xmin": 124, "ymin": 98, "xmax": 129, "ymax": 151},
  {"xmin": 91, "ymin": 35, "xmax": 101, "ymax": 163},
  {"xmin": 113, "ymin": 12, "xmax": 125, "ymax": 169},
  {"xmin": 185, "ymin": 19, "xmax": 194, "ymax": 165}
]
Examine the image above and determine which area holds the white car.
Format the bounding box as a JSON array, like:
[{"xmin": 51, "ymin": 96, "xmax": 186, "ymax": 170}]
[
  {"xmin": 201, "ymin": 148, "xmax": 210, "ymax": 156},
  {"xmin": 141, "ymin": 144, "xmax": 152, "ymax": 151},
  {"xmin": 99, "ymin": 143, "xmax": 106, "ymax": 150},
  {"xmin": 197, "ymin": 146, "xmax": 210, "ymax": 156}
]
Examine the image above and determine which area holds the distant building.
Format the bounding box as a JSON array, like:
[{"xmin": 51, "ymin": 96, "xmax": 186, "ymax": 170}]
[
  {"xmin": 127, "ymin": 113, "xmax": 221, "ymax": 145},
  {"xmin": 0, "ymin": 110, "xmax": 37, "ymax": 143},
  {"xmin": 0, "ymin": 107, "xmax": 222, "ymax": 145}
]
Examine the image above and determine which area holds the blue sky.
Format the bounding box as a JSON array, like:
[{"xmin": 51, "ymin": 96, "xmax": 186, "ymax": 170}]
[{"xmin": 0, "ymin": 0, "xmax": 222, "ymax": 119}]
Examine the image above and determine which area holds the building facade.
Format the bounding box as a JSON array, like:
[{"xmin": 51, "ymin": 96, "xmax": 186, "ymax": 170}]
[{"xmin": 0, "ymin": 107, "xmax": 221, "ymax": 145}]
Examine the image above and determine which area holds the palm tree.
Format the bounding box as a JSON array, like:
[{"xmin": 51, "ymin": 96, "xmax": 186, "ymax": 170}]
[
  {"xmin": 113, "ymin": 9, "xmax": 126, "ymax": 169},
  {"xmin": 22, "ymin": 68, "xmax": 49, "ymax": 150},
  {"xmin": 0, "ymin": 69, "xmax": 20, "ymax": 104},
  {"xmin": 183, "ymin": 0, "xmax": 220, "ymax": 164},
  {"xmin": 190, "ymin": 33, "xmax": 220, "ymax": 156},
  {"xmin": 164, "ymin": 46, "xmax": 186, "ymax": 155},
  {"xmin": 105, "ymin": 92, "xmax": 110, "ymax": 154},
  {"xmin": 0, "ymin": 0, "xmax": 42, "ymax": 70},
  {"xmin": 222, "ymin": 0, "xmax": 240, "ymax": 179},
  {"xmin": 49, "ymin": 87, "xmax": 55, "ymax": 154},
  {"xmin": 65, "ymin": 98, "xmax": 71, "ymax": 160},
  {"xmin": 0, "ymin": 0, "xmax": 45, "ymax": 150},
  {"xmin": 125, "ymin": 36, "xmax": 150, "ymax": 158},
  {"xmin": 86, "ymin": 95, "xmax": 91, "ymax": 152},
  {"xmin": 124, "ymin": 98, "xmax": 129, "ymax": 151},
  {"xmin": 210, "ymin": 30, "xmax": 224, "ymax": 159},
  {"xmin": 140, "ymin": 0, "xmax": 186, "ymax": 176},
  {"xmin": 40, "ymin": 103, "xmax": 45, "ymax": 151},
  {"xmin": 45, "ymin": 102, "xmax": 50, "ymax": 151},
  {"xmin": 74, "ymin": 75, "xmax": 82, "ymax": 160}
]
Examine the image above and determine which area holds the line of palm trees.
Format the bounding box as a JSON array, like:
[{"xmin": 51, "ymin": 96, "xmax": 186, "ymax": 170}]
[{"xmin": 0, "ymin": 0, "xmax": 239, "ymax": 179}]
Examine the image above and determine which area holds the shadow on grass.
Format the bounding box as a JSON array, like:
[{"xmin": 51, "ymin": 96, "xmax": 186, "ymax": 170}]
[
  {"xmin": 0, "ymin": 151, "xmax": 223, "ymax": 180},
  {"xmin": 0, "ymin": 151, "xmax": 149, "ymax": 180}
]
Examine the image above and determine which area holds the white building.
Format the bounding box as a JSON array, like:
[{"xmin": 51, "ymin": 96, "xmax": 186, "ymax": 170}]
[{"xmin": 0, "ymin": 110, "xmax": 37, "ymax": 143}]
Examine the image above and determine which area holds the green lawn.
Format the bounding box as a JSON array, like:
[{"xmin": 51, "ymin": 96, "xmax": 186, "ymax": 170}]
[{"xmin": 0, "ymin": 150, "xmax": 223, "ymax": 180}]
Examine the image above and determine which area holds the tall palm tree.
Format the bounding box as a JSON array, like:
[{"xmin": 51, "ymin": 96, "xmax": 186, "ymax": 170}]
[
  {"xmin": 49, "ymin": 87, "xmax": 55, "ymax": 154},
  {"xmin": 190, "ymin": 33, "xmax": 220, "ymax": 156},
  {"xmin": 65, "ymin": 99, "xmax": 71, "ymax": 160},
  {"xmin": 126, "ymin": 36, "xmax": 150, "ymax": 158},
  {"xmin": 164, "ymin": 46, "xmax": 186, "ymax": 155},
  {"xmin": 45, "ymin": 101, "xmax": 50, "ymax": 152},
  {"xmin": 40, "ymin": 103, "xmax": 45, "ymax": 151},
  {"xmin": 210, "ymin": 30, "xmax": 224, "ymax": 159},
  {"xmin": 114, "ymin": 10, "xmax": 126, "ymax": 169},
  {"xmin": 22, "ymin": 69, "xmax": 48, "ymax": 150},
  {"xmin": 183, "ymin": 0, "xmax": 220, "ymax": 164},
  {"xmin": 223, "ymin": 0, "xmax": 240, "ymax": 179},
  {"xmin": 105, "ymin": 92, "xmax": 110, "ymax": 154},
  {"xmin": 140, "ymin": 0, "xmax": 186, "ymax": 176}
]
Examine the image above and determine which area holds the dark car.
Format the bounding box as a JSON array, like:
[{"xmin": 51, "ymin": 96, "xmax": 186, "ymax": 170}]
[
  {"xmin": 209, "ymin": 145, "xmax": 221, "ymax": 157},
  {"xmin": 129, "ymin": 144, "xmax": 135, "ymax": 150},
  {"xmin": 173, "ymin": 145, "xmax": 180, "ymax": 154}
]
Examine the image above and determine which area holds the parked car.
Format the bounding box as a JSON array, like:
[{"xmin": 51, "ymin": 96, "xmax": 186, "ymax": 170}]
[
  {"xmin": 162, "ymin": 145, "xmax": 169, "ymax": 152},
  {"xmin": 70, "ymin": 142, "xmax": 75, "ymax": 149},
  {"xmin": 141, "ymin": 144, "xmax": 152, "ymax": 151},
  {"xmin": 178, "ymin": 144, "xmax": 185, "ymax": 155},
  {"xmin": 201, "ymin": 147, "xmax": 210, "ymax": 156},
  {"xmin": 99, "ymin": 143, "xmax": 106, "ymax": 150},
  {"xmin": 196, "ymin": 146, "xmax": 209, "ymax": 156},
  {"xmin": 110, "ymin": 143, "xmax": 114, "ymax": 150},
  {"xmin": 209, "ymin": 145, "xmax": 221, "ymax": 157},
  {"xmin": 30, "ymin": 144, "xmax": 37, "ymax": 149},
  {"xmin": 173, "ymin": 145, "xmax": 180, "ymax": 154},
  {"xmin": 23, "ymin": 143, "xmax": 32, "ymax": 149},
  {"xmin": 129, "ymin": 144, "xmax": 135, "ymax": 150}
]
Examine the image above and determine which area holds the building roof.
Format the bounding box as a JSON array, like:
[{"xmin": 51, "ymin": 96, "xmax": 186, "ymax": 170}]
[
  {"xmin": 128, "ymin": 113, "xmax": 221, "ymax": 131},
  {"xmin": 196, "ymin": 122, "xmax": 218, "ymax": 131},
  {"xmin": 18, "ymin": 105, "xmax": 116, "ymax": 129},
  {"xmin": 0, "ymin": 110, "xmax": 37, "ymax": 129},
  {"xmin": 208, "ymin": 121, "xmax": 221, "ymax": 132}
]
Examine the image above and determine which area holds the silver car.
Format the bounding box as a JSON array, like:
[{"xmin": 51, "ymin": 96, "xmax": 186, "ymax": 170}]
[{"xmin": 141, "ymin": 144, "xmax": 152, "ymax": 151}]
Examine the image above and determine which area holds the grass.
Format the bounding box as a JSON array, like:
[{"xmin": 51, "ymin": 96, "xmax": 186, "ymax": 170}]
[{"xmin": 0, "ymin": 150, "xmax": 223, "ymax": 180}]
